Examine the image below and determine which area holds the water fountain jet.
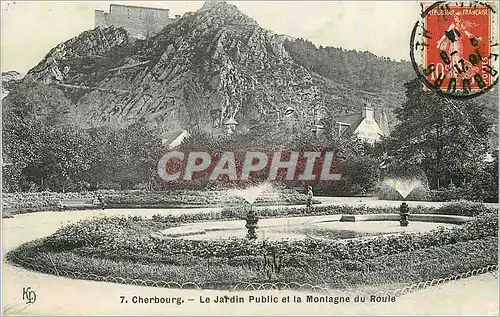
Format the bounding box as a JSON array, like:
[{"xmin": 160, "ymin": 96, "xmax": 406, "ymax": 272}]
[
  {"xmin": 227, "ymin": 183, "xmax": 273, "ymax": 240},
  {"xmin": 383, "ymin": 179, "xmax": 422, "ymax": 227},
  {"xmin": 383, "ymin": 179, "xmax": 422, "ymax": 200}
]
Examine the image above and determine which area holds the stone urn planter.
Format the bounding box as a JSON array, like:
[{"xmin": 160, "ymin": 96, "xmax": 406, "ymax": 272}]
[
  {"xmin": 399, "ymin": 202, "xmax": 409, "ymax": 227},
  {"xmin": 245, "ymin": 205, "xmax": 259, "ymax": 240}
]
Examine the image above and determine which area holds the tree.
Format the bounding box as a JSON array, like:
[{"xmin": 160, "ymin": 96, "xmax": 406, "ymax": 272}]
[
  {"xmin": 383, "ymin": 78, "xmax": 492, "ymax": 190},
  {"xmin": 330, "ymin": 155, "xmax": 381, "ymax": 196},
  {"xmin": 2, "ymin": 82, "xmax": 92, "ymax": 192},
  {"xmin": 3, "ymin": 111, "xmax": 93, "ymax": 192},
  {"xmin": 103, "ymin": 122, "xmax": 162, "ymax": 190},
  {"xmin": 2, "ymin": 80, "xmax": 164, "ymax": 192},
  {"xmin": 463, "ymin": 151, "xmax": 498, "ymax": 202}
]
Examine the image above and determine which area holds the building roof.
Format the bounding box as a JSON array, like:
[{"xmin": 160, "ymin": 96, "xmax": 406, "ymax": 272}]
[
  {"xmin": 161, "ymin": 130, "xmax": 189, "ymax": 149},
  {"xmin": 489, "ymin": 125, "xmax": 499, "ymax": 150},
  {"xmin": 336, "ymin": 113, "xmax": 363, "ymax": 125},
  {"xmin": 279, "ymin": 34, "xmax": 297, "ymax": 41},
  {"xmin": 225, "ymin": 118, "xmax": 238, "ymax": 125},
  {"xmin": 335, "ymin": 113, "xmax": 364, "ymax": 136},
  {"xmin": 334, "ymin": 107, "xmax": 388, "ymax": 138},
  {"xmin": 161, "ymin": 130, "xmax": 183, "ymax": 140}
]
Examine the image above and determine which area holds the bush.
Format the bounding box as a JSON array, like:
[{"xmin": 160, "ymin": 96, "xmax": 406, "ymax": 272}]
[
  {"xmin": 458, "ymin": 212, "xmax": 498, "ymax": 239},
  {"xmin": 427, "ymin": 186, "xmax": 498, "ymax": 203},
  {"xmin": 44, "ymin": 216, "xmax": 132, "ymax": 250},
  {"xmin": 429, "ymin": 188, "xmax": 465, "ymax": 202},
  {"xmin": 434, "ymin": 200, "xmax": 494, "ymax": 217},
  {"xmin": 292, "ymin": 237, "xmax": 498, "ymax": 288},
  {"xmin": 462, "ymin": 156, "xmax": 498, "ymax": 203},
  {"xmin": 97, "ymin": 182, "xmax": 121, "ymax": 190},
  {"xmin": 6, "ymin": 201, "xmax": 497, "ymax": 293}
]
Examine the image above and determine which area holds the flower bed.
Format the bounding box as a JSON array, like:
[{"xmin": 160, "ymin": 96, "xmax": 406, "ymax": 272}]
[
  {"xmin": 7, "ymin": 204, "xmax": 498, "ymax": 291},
  {"xmin": 8, "ymin": 236, "xmax": 497, "ymax": 290}
]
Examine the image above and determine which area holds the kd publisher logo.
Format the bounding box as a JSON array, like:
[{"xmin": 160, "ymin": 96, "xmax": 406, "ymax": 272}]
[{"xmin": 22, "ymin": 287, "xmax": 36, "ymax": 304}]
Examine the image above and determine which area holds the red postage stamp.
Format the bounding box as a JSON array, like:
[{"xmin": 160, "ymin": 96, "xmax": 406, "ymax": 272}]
[{"xmin": 411, "ymin": 1, "xmax": 499, "ymax": 98}]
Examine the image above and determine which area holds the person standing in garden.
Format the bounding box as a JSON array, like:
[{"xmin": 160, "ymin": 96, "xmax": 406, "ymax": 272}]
[
  {"xmin": 306, "ymin": 186, "xmax": 313, "ymax": 208},
  {"xmin": 96, "ymin": 195, "xmax": 106, "ymax": 210}
]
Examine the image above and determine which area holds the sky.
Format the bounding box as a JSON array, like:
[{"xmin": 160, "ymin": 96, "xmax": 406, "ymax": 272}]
[{"xmin": 1, "ymin": 1, "xmax": 421, "ymax": 74}]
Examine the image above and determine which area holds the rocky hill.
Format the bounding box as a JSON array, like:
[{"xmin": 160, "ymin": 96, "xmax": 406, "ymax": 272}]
[
  {"xmin": 6, "ymin": 1, "xmax": 495, "ymax": 135},
  {"xmin": 18, "ymin": 1, "xmax": 325, "ymax": 133},
  {"xmin": 2, "ymin": 71, "xmax": 23, "ymax": 99}
]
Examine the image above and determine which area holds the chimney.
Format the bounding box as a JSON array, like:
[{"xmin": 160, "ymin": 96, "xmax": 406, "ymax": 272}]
[
  {"xmin": 175, "ymin": 14, "xmax": 181, "ymax": 19},
  {"xmin": 361, "ymin": 105, "xmax": 374, "ymax": 121}
]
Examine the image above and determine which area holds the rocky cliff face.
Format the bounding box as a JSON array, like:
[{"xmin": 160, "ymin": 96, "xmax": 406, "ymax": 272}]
[
  {"xmin": 26, "ymin": 26, "xmax": 131, "ymax": 84},
  {"xmin": 16, "ymin": 1, "xmax": 322, "ymax": 132}
]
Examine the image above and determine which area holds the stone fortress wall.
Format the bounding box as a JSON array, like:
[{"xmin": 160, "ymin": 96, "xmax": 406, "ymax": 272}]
[{"xmin": 95, "ymin": 4, "xmax": 181, "ymax": 39}]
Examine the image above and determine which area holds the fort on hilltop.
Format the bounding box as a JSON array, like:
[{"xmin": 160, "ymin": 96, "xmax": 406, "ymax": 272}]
[{"xmin": 95, "ymin": 4, "xmax": 181, "ymax": 39}]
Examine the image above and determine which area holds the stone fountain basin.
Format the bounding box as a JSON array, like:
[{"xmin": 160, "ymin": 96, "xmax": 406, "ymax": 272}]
[
  {"xmin": 340, "ymin": 214, "xmax": 473, "ymax": 224},
  {"xmin": 158, "ymin": 214, "xmax": 469, "ymax": 240},
  {"xmin": 161, "ymin": 215, "xmax": 342, "ymax": 237}
]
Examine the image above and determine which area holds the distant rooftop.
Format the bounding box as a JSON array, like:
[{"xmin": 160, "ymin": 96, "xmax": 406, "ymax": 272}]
[
  {"xmin": 280, "ymin": 34, "xmax": 296, "ymax": 41},
  {"xmin": 109, "ymin": 4, "xmax": 170, "ymax": 11}
]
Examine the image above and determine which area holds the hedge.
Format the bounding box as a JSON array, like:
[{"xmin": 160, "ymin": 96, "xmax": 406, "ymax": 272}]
[{"xmin": 2, "ymin": 189, "xmax": 318, "ymax": 215}]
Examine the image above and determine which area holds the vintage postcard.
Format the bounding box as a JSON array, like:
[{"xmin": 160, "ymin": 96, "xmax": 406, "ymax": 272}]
[{"xmin": 1, "ymin": 1, "xmax": 498, "ymax": 316}]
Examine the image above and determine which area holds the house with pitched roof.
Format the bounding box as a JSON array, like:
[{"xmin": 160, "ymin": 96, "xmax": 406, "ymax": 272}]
[{"xmin": 335, "ymin": 105, "xmax": 389, "ymax": 143}]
